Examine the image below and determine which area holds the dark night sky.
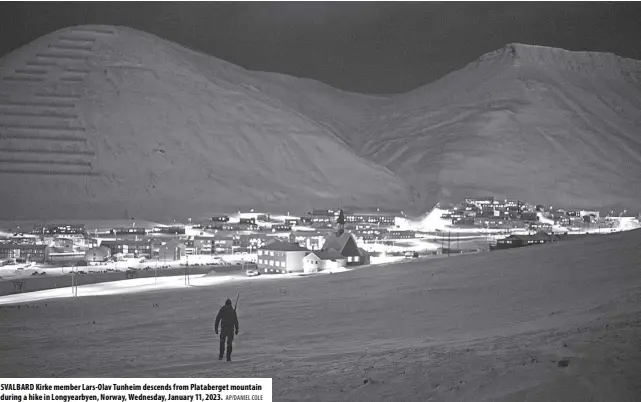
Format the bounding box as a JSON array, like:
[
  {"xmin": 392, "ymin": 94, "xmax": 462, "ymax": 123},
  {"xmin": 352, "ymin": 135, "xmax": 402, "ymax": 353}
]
[{"xmin": 1, "ymin": 2, "xmax": 640, "ymax": 94}]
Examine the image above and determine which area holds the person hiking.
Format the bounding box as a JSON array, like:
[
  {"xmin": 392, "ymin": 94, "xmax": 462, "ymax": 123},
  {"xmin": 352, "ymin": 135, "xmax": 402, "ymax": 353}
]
[{"xmin": 214, "ymin": 298, "xmax": 239, "ymax": 361}]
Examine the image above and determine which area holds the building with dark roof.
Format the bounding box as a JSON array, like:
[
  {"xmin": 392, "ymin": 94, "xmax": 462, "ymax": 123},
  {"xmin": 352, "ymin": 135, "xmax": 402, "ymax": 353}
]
[
  {"xmin": 491, "ymin": 232, "xmax": 558, "ymax": 250},
  {"xmin": 0, "ymin": 243, "xmax": 49, "ymax": 263},
  {"xmin": 321, "ymin": 232, "xmax": 369, "ymax": 266}
]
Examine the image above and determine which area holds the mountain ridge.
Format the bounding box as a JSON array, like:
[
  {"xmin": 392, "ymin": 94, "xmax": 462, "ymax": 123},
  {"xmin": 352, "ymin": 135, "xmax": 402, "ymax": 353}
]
[{"xmin": 1, "ymin": 25, "xmax": 640, "ymax": 219}]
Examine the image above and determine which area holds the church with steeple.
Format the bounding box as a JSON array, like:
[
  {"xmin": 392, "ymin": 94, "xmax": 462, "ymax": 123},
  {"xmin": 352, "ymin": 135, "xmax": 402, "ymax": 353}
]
[{"xmin": 320, "ymin": 207, "xmax": 370, "ymax": 266}]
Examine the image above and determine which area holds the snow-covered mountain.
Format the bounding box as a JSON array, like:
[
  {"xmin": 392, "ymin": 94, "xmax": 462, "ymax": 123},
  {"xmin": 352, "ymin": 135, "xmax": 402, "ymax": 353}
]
[
  {"xmin": 1, "ymin": 26, "xmax": 640, "ymax": 220},
  {"xmin": 362, "ymin": 43, "xmax": 641, "ymax": 211},
  {"xmin": 0, "ymin": 25, "xmax": 417, "ymax": 220}
]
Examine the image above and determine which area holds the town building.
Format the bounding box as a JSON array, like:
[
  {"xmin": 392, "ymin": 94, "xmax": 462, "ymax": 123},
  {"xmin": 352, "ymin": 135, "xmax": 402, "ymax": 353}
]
[
  {"xmin": 311, "ymin": 215, "xmax": 333, "ymax": 224},
  {"xmin": 452, "ymin": 217, "xmax": 476, "ymax": 227},
  {"xmin": 84, "ymin": 246, "xmax": 111, "ymax": 263},
  {"xmin": 110, "ymin": 227, "xmax": 147, "ymax": 236},
  {"xmin": 344, "ymin": 211, "xmax": 396, "ymax": 226},
  {"xmin": 239, "ymin": 218, "xmax": 256, "ymax": 225},
  {"xmin": 529, "ymin": 222, "xmax": 553, "ymax": 232},
  {"xmin": 302, "ymin": 250, "xmax": 347, "ymax": 274},
  {"xmin": 580, "ymin": 210, "xmax": 601, "ymax": 219},
  {"xmin": 157, "ymin": 241, "xmax": 184, "ymax": 261},
  {"xmin": 256, "ymin": 240, "xmax": 308, "ymax": 274},
  {"xmin": 520, "ymin": 211, "xmax": 539, "ymax": 221},
  {"xmin": 153, "ymin": 226, "xmax": 186, "ymax": 235},
  {"xmin": 474, "ymin": 217, "xmax": 513, "ymax": 229},
  {"xmin": 385, "ymin": 230, "xmax": 416, "ymax": 240},
  {"xmin": 213, "ymin": 236, "xmax": 236, "ymax": 254},
  {"xmin": 319, "ymin": 209, "xmax": 370, "ymax": 266},
  {"xmin": 271, "ymin": 224, "xmax": 291, "ymax": 232},
  {"xmin": 100, "ymin": 240, "xmax": 153, "ymax": 259},
  {"xmin": 284, "ymin": 218, "xmax": 299, "ymax": 226},
  {"xmin": 321, "ymin": 232, "xmax": 369, "ymax": 266},
  {"xmin": 48, "ymin": 250, "xmax": 86, "ymax": 264},
  {"xmin": 0, "ymin": 243, "xmax": 49, "ymax": 263},
  {"xmin": 292, "ymin": 232, "xmax": 325, "ymax": 251},
  {"xmin": 211, "ymin": 215, "xmax": 230, "ymax": 222},
  {"xmin": 192, "ymin": 237, "xmax": 213, "ymax": 254},
  {"xmin": 465, "ymin": 196, "xmax": 495, "ymax": 207},
  {"xmin": 32, "ymin": 224, "xmax": 86, "ymax": 235},
  {"xmin": 491, "ymin": 232, "xmax": 558, "ymax": 250}
]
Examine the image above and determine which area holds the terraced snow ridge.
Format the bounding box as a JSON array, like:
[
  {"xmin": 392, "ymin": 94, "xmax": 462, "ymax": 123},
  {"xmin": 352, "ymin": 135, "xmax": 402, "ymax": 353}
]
[{"xmin": 0, "ymin": 25, "xmax": 416, "ymax": 220}]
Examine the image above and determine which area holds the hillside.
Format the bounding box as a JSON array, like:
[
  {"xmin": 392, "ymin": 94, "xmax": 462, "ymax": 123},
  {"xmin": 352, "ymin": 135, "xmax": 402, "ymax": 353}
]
[
  {"xmin": 2, "ymin": 26, "xmax": 641, "ymax": 220},
  {"xmin": 2, "ymin": 224, "xmax": 641, "ymax": 400},
  {"xmin": 362, "ymin": 43, "xmax": 641, "ymax": 210},
  {"xmin": 0, "ymin": 25, "xmax": 416, "ymax": 221}
]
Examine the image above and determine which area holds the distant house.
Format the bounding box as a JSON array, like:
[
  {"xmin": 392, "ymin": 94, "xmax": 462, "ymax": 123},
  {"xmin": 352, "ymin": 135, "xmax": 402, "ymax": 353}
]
[
  {"xmin": 0, "ymin": 243, "xmax": 49, "ymax": 263},
  {"xmin": 453, "ymin": 217, "xmax": 476, "ymax": 227},
  {"xmin": 213, "ymin": 236, "xmax": 235, "ymax": 254},
  {"xmin": 385, "ymin": 230, "xmax": 416, "ymax": 240},
  {"xmin": 474, "ymin": 217, "xmax": 512, "ymax": 229},
  {"xmin": 303, "ymin": 250, "xmax": 347, "ymax": 274},
  {"xmin": 491, "ymin": 232, "xmax": 557, "ymax": 250},
  {"xmin": 465, "ymin": 196, "xmax": 494, "ymax": 207},
  {"xmin": 110, "ymin": 227, "xmax": 147, "ymax": 236},
  {"xmin": 321, "ymin": 232, "xmax": 369, "ymax": 266},
  {"xmin": 84, "ymin": 246, "xmax": 111, "ymax": 262},
  {"xmin": 193, "ymin": 236, "xmax": 214, "ymax": 254},
  {"xmin": 300, "ymin": 216, "xmax": 313, "ymax": 224},
  {"xmin": 211, "ymin": 215, "xmax": 230, "ymax": 222},
  {"xmin": 520, "ymin": 211, "xmax": 538, "ymax": 221},
  {"xmin": 291, "ymin": 232, "xmax": 325, "ymax": 251},
  {"xmin": 311, "ymin": 215, "xmax": 333, "ymax": 224},
  {"xmin": 529, "ymin": 222, "xmax": 553, "ymax": 232},
  {"xmin": 154, "ymin": 226, "xmax": 186, "ymax": 235},
  {"xmin": 32, "ymin": 224, "xmax": 85, "ymax": 235},
  {"xmin": 238, "ymin": 233, "xmax": 267, "ymax": 250},
  {"xmin": 100, "ymin": 240, "xmax": 153, "ymax": 258},
  {"xmin": 344, "ymin": 211, "xmax": 396, "ymax": 226},
  {"xmin": 256, "ymin": 240, "xmax": 308, "ymax": 274},
  {"xmin": 580, "ymin": 210, "xmax": 600, "ymax": 219},
  {"xmin": 158, "ymin": 240, "xmax": 184, "ymax": 261},
  {"xmin": 284, "ymin": 218, "xmax": 299, "ymax": 226},
  {"xmin": 272, "ymin": 224, "xmax": 292, "ymax": 232},
  {"xmin": 239, "ymin": 218, "xmax": 256, "ymax": 225}
]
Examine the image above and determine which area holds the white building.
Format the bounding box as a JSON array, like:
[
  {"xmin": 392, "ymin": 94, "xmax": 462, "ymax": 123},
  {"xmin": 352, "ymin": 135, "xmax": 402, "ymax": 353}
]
[
  {"xmin": 580, "ymin": 210, "xmax": 601, "ymax": 219},
  {"xmin": 303, "ymin": 250, "xmax": 347, "ymax": 274},
  {"xmin": 257, "ymin": 240, "xmax": 308, "ymax": 274}
]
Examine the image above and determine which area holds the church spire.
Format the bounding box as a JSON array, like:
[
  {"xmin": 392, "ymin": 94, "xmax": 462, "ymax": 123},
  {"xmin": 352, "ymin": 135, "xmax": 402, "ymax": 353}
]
[{"xmin": 336, "ymin": 208, "xmax": 345, "ymax": 237}]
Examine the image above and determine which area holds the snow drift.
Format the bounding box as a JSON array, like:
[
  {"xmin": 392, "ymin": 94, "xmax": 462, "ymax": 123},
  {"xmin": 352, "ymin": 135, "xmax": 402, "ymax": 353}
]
[
  {"xmin": 2, "ymin": 220, "xmax": 641, "ymax": 400},
  {"xmin": 2, "ymin": 26, "xmax": 641, "ymax": 220}
]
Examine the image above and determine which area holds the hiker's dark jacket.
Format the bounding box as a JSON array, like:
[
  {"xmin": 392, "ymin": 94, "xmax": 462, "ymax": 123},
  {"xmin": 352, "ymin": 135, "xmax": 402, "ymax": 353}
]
[{"xmin": 215, "ymin": 305, "xmax": 239, "ymax": 332}]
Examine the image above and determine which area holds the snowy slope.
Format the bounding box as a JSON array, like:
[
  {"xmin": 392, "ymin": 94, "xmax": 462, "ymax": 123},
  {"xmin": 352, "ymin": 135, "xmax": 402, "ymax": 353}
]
[
  {"xmin": 2, "ymin": 224, "xmax": 641, "ymax": 400},
  {"xmin": 362, "ymin": 43, "xmax": 641, "ymax": 211},
  {"xmin": 2, "ymin": 28, "xmax": 641, "ymax": 220},
  {"xmin": 0, "ymin": 25, "xmax": 416, "ymax": 221}
]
